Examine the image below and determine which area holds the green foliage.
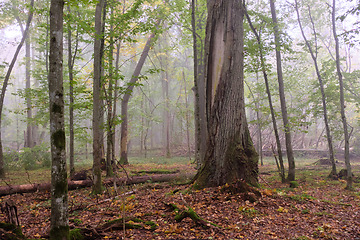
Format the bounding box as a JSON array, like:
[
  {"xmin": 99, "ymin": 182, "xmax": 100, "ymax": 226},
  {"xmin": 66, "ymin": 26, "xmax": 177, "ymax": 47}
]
[
  {"xmin": 69, "ymin": 228, "xmax": 84, "ymax": 240},
  {"xmin": 4, "ymin": 144, "xmax": 51, "ymax": 170}
]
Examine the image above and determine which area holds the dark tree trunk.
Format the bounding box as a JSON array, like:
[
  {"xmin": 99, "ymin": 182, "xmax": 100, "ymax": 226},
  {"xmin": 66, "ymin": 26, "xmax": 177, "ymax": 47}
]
[
  {"xmin": 48, "ymin": 0, "xmax": 69, "ymax": 239},
  {"xmin": 295, "ymin": 1, "xmax": 336, "ymax": 177},
  {"xmin": 332, "ymin": 0, "xmax": 352, "ymax": 189},
  {"xmin": 194, "ymin": 0, "xmax": 258, "ymax": 188},
  {"xmin": 0, "ymin": 0, "xmax": 34, "ymax": 179},
  {"xmin": 92, "ymin": 0, "xmax": 106, "ymax": 194},
  {"xmin": 269, "ymin": 0, "xmax": 295, "ymax": 182}
]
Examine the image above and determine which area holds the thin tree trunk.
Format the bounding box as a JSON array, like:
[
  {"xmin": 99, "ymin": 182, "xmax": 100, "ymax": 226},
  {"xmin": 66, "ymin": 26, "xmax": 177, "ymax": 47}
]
[
  {"xmin": 182, "ymin": 70, "xmax": 191, "ymax": 162},
  {"xmin": 106, "ymin": 5, "xmax": 114, "ymax": 177},
  {"xmin": 92, "ymin": 0, "xmax": 106, "ymax": 194},
  {"xmin": 159, "ymin": 37, "xmax": 171, "ymax": 158},
  {"xmin": 269, "ymin": 0, "xmax": 295, "ymax": 182},
  {"xmin": 25, "ymin": 35, "xmax": 33, "ymax": 148},
  {"xmin": 244, "ymin": 6, "xmax": 285, "ymax": 182},
  {"xmin": 112, "ymin": 41, "xmax": 121, "ymax": 163},
  {"xmin": 332, "ymin": 0, "xmax": 352, "ymax": 189},
  {"xmin": 0, "ymin": 0, "xmax": 34, "ymax": 179},
  {"xmin": 48, "ymin": 0, "xmax": 69, "ymax": 239},
  {"xmin": 67, "ymin": 5, "xmax": 75, "ymax": 179},
  {"xmin": 13, "ymin": 2, "xmax": 33, "ymax": 148},
  {"xmin": 120, "ymin": 25, "xmax": 160, "ymax": 164},
  {"xmin": 191, "ymin": 0, "xmax": 206, "ymax": 168},
  {"xmin": 294, "ymin": 1, "xmax": 336, "ymax": 177}
]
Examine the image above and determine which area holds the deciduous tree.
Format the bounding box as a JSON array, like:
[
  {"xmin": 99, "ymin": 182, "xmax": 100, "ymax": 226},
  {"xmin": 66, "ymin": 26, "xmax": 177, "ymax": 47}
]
[
  {"xmin": 48, "ymin": 0, "xmax": 69, "ymax": 238},
  {"xmin": 194, "ymin": 0, "xmax": 258, "ymax": 188}
]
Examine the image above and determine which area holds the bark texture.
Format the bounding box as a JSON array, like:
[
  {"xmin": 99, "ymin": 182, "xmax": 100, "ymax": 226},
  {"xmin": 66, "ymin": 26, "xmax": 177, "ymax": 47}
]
[
  {"xmin": 48, "ymin": 0, "xmax": 69, "ymax": 239},
  {"xmin": 194, "ymin": 0, "xmax": 258, "ymax": 188}
]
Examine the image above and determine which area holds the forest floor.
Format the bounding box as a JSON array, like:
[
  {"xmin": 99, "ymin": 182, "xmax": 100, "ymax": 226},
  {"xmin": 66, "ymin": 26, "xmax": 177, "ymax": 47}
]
[{"xmin": 0, "ymin": 157, "xmax": 360, "ymax": 240}]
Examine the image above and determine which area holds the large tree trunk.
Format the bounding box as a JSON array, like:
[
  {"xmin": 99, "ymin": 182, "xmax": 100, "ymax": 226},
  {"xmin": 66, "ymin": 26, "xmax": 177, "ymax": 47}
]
[
  {"xmin": 194, "ymin": 0, "xmax": 258, "ymax": 188},
  {"xmin": 0, "ymin": 0, "xmax": 34, "ymax": 179},
  {"xmin": 120, "ymin": 26, "xmax": 159, "ymax": 165},
  {"xmin": 191, "ymin": 0, "xmax": 207, "ymax": 168},
  {"xmin": 295, "ymin": 1, "xmax": 336, "ymax": 178},
  {"xmin": 269, "ymin": 0, "xmax": 296, "ymax": 182},
  {"xmin": 244, "ymin": 6, "xmax": 285, "ymax": 182},
  {"xmin": 48, "ymin": 0, "xmax": 69, "ymax": 239},
  {"xmin": 93, "ymin": 0, "xmax": 106, "ymax": 194},
  {"xmin": 332, "ymin": 0, "xmax": 352, "ymax": 189}
]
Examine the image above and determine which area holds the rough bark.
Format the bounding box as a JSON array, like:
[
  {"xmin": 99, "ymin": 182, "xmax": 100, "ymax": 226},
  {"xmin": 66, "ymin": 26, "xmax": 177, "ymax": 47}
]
[
  {"xmin": 0, "ymin": 0, "xmax": 34, "ymax": 179},
  {"xmin": 93, "ymin": 0, "xmax": 106, "ymax": 194},
  {"xmin": 0, "ymin": 173, "xmax": 194, "ymax": 197},
  {"xmin": 269, "ymin": 0, "xmax": 295, "ymax": 182},
  {"xmin": 294, "ymin": 1, "xmax": 336, "ymax": 177},
  {"xmin": 48, "ymin": 0, "xmax": 69, "ymax": 239},
  {"xmin": 193, "ymin": 0, "xmax": 258, "ymax": 188},
  {"xmin": 332, "ymin": 0, "xmax": 352, "ymax": 189},
  {"xmin": 120, "ymin": 26, "xmax": 159, "ymax": 165}
]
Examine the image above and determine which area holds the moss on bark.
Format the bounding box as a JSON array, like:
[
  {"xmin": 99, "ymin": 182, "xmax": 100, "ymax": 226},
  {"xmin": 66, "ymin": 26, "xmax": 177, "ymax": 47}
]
[
  {"xmin": 0, "ymin": 222, "xmax": 25, "ymax": 240},
  {"xmin": 49, "ymin": 225, "xmax": 69, "ymax": 240}
]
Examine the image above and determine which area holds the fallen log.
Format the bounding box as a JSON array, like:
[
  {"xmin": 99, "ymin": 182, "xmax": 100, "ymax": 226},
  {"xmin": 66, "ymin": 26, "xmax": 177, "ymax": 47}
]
[{"xmin": 0, "ymin": 172, "xmax": 195, "ymax": 197}]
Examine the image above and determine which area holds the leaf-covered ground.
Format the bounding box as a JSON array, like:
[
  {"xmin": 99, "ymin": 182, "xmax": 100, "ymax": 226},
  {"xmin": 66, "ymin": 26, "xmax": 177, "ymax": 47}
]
[{"xmin": 0, "ymin": 162, "xmax": 360, "ymax": 240}]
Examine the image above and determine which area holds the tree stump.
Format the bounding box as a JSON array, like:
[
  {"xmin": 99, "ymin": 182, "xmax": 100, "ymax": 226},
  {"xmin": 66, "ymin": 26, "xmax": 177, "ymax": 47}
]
[{"xmin": 1, "ymin": 200, "xmax": 20, "ymax": 226}]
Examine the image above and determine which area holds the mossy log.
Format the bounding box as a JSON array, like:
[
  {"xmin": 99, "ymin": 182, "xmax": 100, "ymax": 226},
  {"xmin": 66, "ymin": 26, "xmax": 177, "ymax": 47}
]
[
  {"xmin": 0, "ymin": 172, "xmax": 194, "ymax": 197},
  {"xmin": 0, "ymin": 222, "xmax": 25, "ymax": 240},
  {"xmin": 163, "ymin": 202, "xmax": 217, "ymax": 228}
]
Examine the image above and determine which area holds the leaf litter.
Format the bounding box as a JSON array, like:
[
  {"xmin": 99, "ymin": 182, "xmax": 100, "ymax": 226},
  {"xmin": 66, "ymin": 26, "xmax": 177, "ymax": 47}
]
[{"xmin": 0, "ymin": 164, "xmax": 359, "ymax": 240}]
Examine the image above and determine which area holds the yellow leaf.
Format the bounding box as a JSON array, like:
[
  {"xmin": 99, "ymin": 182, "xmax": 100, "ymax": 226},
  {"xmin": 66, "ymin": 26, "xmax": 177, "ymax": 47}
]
[{"xmin": 277, "ymin": 206, "xmax": 288, "ymax": 213}]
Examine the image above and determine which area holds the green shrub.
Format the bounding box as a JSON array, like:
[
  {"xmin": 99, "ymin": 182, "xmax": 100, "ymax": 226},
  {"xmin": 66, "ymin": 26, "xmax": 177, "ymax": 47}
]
[{"xmin": 4, "ymin": 144, "xmax": 51, "ymax": 170}]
